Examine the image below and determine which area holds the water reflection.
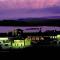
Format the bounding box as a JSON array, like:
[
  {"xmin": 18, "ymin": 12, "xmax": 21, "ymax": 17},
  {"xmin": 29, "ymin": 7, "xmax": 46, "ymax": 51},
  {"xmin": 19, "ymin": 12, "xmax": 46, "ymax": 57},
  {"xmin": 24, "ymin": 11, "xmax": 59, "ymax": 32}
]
[{"xmin": 0, "ymin": 26, "xmax": 60, "ymax": 33}]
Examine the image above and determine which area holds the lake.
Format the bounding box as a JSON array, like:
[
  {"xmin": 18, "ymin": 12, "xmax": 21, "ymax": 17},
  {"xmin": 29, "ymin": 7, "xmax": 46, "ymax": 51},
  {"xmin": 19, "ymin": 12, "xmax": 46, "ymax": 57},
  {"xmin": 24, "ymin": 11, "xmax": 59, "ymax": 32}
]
[{"xmin": 0, "ymin": 26, "xmax": 60, "ymax": 33}]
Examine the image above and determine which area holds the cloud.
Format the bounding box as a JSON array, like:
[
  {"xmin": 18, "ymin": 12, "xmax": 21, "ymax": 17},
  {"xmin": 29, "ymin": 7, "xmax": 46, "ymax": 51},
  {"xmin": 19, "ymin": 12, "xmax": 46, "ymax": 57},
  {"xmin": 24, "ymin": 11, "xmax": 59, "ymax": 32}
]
[
  {"xmin": 0, "ymin": 0, "xmax": 60, "ymax": 9},
  {"xmin": 0, "ymin": 0, "xmax": 60, "ymax": 19},
  {"xmin": 0, "ymin": 6, "xmax": 60, "ymax": 20}
]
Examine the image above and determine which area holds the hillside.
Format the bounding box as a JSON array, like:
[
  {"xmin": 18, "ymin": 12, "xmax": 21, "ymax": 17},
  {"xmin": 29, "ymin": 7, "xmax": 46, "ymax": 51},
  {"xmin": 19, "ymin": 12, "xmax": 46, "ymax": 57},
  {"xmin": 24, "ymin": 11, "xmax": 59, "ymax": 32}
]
[{"xmin": 0, "ymin": 18, "xmax": 60, "ymax": 26}]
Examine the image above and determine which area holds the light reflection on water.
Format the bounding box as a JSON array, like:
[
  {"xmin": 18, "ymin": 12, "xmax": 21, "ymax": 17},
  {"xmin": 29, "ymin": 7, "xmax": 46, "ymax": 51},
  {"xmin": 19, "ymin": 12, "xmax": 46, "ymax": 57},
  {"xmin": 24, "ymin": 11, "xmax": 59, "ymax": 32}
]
[{"xmin": 0, "ymin": 26, "xmax": 60, "ymax": 33}]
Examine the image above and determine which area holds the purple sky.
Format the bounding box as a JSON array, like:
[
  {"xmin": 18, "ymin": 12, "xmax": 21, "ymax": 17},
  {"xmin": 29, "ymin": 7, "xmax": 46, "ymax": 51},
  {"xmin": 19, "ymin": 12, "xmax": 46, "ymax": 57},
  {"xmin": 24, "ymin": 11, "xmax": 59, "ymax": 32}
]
[{"xmin": 0, "ymin": 0, "xmax": 60, "ymax": 20}]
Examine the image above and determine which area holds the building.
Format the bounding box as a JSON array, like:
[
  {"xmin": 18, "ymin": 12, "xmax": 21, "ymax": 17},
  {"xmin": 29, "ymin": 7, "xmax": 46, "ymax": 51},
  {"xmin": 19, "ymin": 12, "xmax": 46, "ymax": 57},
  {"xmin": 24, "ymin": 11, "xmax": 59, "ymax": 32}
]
[
  {"xmin": 1, "ymin": 29, "xmax": 60, "ymax": 42},
  {"xmin": 0, "ymin": 29, "xmax": 60, "ymax": 49},
  {"xmin": 8, "ymin": 29, "xmax": 24, "ymax": 38}
]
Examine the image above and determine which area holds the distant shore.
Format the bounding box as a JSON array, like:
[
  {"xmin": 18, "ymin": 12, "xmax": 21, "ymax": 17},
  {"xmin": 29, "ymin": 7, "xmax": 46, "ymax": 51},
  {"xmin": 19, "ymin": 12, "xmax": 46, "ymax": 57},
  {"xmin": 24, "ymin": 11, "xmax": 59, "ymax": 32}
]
[{"xmin": 0, "ymin": 26, "xmax": 60, "ymax": 33}]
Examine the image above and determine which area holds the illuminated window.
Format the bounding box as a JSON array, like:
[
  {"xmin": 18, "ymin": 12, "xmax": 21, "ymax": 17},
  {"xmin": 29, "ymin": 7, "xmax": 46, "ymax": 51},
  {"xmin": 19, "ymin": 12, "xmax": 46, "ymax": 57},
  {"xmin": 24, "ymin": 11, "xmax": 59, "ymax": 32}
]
[
  {"xmin": 31, "ymin": 36, "xmax": 36, "ymax": 40},
  {"xmin": 36, "ymin": 36, "xmax": 39, "ymax": 40},
  {"xmin": 14, "ymin": 40, "xmax": 20, "ymax": 43},
  {"xmin": 25, "ymin": 39, "xmax": 31, "ymax": 46},
  {"xmin": 55, "ymin": 36, "xmax": 57, "ymax": 39},
  {"xmin": 40, "ymin": 37, "xmax": 44, "ymax": 40},
  {"xmin": 53, "ymin": 36, "xmax": 55, "ymax": 39},
  {"xmin": 12, "ymin": 39, "xmax": 31, "ymax": 48},
  {"xmin": 50, "ymin": 36, "xmax": 53, "ymax": 38},
  {"xmin": 12, "ymin": 40, "xmax": 24, "ymax": 48},
  {"xmin": 50, "ymin": 36, "xmax": 56, "ymax": 39}
]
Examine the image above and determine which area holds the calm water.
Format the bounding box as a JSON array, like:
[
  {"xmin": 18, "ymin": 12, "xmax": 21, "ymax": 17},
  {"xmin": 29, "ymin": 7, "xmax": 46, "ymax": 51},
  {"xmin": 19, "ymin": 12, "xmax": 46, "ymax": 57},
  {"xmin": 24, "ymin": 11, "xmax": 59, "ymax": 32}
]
[{"xmin": 0, "ymin": 26, "xmax": 60, "ymax": 33}]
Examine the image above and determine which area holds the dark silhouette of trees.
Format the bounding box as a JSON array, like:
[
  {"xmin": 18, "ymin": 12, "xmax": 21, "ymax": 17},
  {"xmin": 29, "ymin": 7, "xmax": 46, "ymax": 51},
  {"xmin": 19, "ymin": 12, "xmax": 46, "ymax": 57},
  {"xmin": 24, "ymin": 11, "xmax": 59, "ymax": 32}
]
[{"xmin": 0, "ymin": 18, "xmax": 60, "ymax": 26}]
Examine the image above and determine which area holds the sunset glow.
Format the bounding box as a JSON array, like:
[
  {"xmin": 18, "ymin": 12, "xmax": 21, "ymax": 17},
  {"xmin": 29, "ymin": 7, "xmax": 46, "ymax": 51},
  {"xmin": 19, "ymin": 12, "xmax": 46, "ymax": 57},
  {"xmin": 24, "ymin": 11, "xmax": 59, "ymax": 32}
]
[{"xmin": 0, "ymin": 0, "xmax": 60, "ymax": 19}]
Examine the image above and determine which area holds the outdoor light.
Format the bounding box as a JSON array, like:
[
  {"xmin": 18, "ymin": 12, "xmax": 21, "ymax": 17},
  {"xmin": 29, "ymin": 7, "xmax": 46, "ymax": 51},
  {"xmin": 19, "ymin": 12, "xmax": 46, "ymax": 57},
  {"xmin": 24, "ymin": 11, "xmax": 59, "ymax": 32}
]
[
  {"xmin": 55, "ymin": 36, "xmax": 57, "ymax": 39},
  {"xmin": 0, "ymin": 38, "xmax": 9, "ymax": 45},
  {"xmin": 50, "ymin": 36, "xmax": 57, "ymax": 39},
  {"xmin": 12, "ymin": 40, "xmax": 24, "ymax": 48},
  {"xmin": 53, "ymin": 36, "xmax": 55, "ymax": 39},
  {"xmin": 12, "ymin": 39, "xmax": 31, "ymax": 48},
  {"xmin": 1, "ymin": 40, "xmax": 11, "ymax": 49},
  {"xmin": 0, "ymin": 37, "xmax": 8, "ymax": 40},
  {"xmin": 50, "ymin": 36, "xmax": 52, "ymax": 38},
  {"xmin": 57, "ymin": 35, "xmax": 60, "ymax": 40},
  {"xmin": 0, "ymin": 37, "xmax": 32, "ymax": 49},
  {"xmin": 40, "ymin": 37, "xmax": 44, "ymax": 40},
  {"xmin": 25, "ymin": 38, "xmax": 31, "ymax": 46},
  {"xmin": 1, "ymin": 42, "xmax": 11, "ymax": 49}
]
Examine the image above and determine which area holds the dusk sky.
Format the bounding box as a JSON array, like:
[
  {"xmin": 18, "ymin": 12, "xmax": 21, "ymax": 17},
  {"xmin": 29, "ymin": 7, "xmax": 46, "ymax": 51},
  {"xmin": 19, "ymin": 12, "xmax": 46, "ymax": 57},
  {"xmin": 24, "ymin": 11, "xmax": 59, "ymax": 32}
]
[{"xmin": 0, "ymin": 0, "xmax": 60, "ymax": 19}]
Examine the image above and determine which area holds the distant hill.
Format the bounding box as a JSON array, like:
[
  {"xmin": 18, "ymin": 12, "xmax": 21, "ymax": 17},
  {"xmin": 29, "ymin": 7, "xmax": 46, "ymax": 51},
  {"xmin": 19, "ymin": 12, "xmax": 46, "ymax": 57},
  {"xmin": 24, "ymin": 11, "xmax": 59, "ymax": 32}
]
[
  {"xmin": 43, "ymin": 16, "xmax": 60, "ymax": 19},
  {"xmin": 0, "ymin": 18, "xmax": 60, "ymax": 26}
]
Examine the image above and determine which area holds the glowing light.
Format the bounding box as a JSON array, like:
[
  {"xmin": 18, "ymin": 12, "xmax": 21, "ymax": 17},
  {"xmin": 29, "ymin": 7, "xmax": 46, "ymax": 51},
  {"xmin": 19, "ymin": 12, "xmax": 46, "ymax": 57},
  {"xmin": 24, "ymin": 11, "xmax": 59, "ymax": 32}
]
[
  {"xmin": 0, "ymin": 40, "xmax": 11, "ymax": 49},
  {"xmin": 40, "ymin": 37, "xmax": 44, "ymax": 40},
  {"xmin": 12, "ymin": 39, "xmax": 31, "ymax": 48},
  {"xmin": 53, "ymin": 36, "xmax": 55, "ymax": 39},
  {"xmin": 12, "ymin": 40, "xmax": 24, "ymax": 48},
  {"xmin": 25, "ymin": 38, "xmax": 31, "ymax": 46},
  {"xmin": 50, "ymin": 36, "xmax": 57, "ymax": 39},
  {"xmin": 57, "ymin": 35, "xmax": 60, "ymax": 40},
  {"xmin": 50, "ymin": 36, "xmax": 52, "ymax": 38},
  {"xmin": 0, "ymin": 38, "xmax": 31, "ymax": 49},
  {"xmin": 0, "ymin": 37, "xmax": 8, "ymax": 40},
  {"xmin": 55, "ymin": 36, "xmax": 57, "ymax": 39}
]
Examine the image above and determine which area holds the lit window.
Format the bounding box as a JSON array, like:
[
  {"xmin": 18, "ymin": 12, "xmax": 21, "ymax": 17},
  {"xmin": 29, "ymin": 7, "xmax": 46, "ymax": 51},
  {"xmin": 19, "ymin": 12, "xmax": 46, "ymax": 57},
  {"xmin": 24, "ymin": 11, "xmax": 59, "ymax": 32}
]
[
  {"xmin": 40, "ymin": 37, "xmax": 44, "ymax": 40},
  {"xmin": 55, "ymin": 36, "xmax": 57, "ymax": 39},
  {"xmin": 53, "ymin": 36, "xmax": 55, "ymax": 39},
  {"xmin": 31, "ymin": 36, "xmax": 36, "ymax": 40},
  {"xmin": 36, "ymin": 36, "xmax": 39, "ymax": 40},
  {"xmin": 50, "ymin": 36, "xmax": 53, "ymax": 38},
  {"xmin": 12, "ymin": 40, "xmax": 24, "ymax": 48}
]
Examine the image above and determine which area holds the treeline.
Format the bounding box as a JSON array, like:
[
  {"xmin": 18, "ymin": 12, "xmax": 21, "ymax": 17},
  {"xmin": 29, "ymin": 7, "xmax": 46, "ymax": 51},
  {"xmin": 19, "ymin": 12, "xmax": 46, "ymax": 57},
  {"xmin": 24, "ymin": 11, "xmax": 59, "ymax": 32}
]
[{"xmin": 0, "ymin": 18, "xmax": 60, "ymax": 26}]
